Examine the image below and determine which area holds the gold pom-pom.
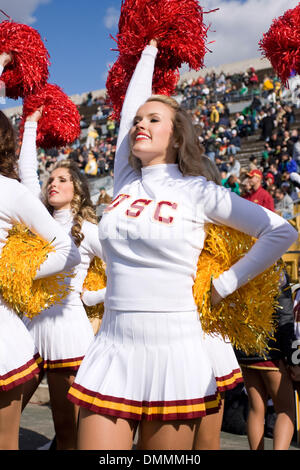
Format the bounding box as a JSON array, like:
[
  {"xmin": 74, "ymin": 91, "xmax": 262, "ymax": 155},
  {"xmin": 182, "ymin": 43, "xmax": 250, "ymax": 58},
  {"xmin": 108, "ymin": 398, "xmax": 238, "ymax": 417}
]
[
  {"xmin": 82, "ymin": 256, "xmax": 106, "ymax": 319},
  {"xmin": 0, "ymin": 224, "xmax": 73, "ymax": 319},
  {"xmin": 193, "ymin": 224, "xmax": 282, "ymax": 355}
]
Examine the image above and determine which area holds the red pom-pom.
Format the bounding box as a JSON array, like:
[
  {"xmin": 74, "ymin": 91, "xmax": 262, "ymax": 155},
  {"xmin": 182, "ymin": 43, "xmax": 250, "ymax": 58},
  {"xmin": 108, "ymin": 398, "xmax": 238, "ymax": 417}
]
[
  {"xmin": 259, "ymin": 4, "xmax": 300, "ymax": 86},
  {"xmin": 20, "ymin": 84, "xmax": 81, "ymax": 149},
  {"xmin": 0, "ymin": 21, "xmax": 50, "ymax": 99},
  {"xmin": 106, "ymin": 57, "xmax": 179, "ymax": 120},
  {"xmin": 106, "ymin": 0, "xmax": 209, "ymax": 120}
]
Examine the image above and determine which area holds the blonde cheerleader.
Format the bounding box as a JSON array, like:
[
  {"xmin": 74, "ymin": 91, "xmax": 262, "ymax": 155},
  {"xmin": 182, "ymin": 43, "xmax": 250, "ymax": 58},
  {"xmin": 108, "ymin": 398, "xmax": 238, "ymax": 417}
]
[
  {"xmin": 18, "ymin": 112, "xmax": 106, "ymax": 449},
  {"xmin": 0, "ymin": 52, "xmax": 80, "ymax": 449}
]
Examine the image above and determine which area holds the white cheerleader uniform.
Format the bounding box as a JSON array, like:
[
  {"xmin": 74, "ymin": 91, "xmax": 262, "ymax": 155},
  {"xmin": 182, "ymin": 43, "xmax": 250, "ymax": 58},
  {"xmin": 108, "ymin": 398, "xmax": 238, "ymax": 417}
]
[
  {"xmin": 0, "ymin": 175, "xmax": 80, "ymax": 391},
  {"xmin": 19, "ymin": 123, "xmax": 106, "ymax": 372},
  {"xmin": 67, "ymin": 46, "xmax": 298, "ymax": 421}
]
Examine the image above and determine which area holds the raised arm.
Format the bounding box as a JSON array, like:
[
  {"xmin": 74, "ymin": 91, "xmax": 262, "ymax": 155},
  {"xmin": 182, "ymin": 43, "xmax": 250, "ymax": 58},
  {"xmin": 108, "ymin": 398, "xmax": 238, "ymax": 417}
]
[
  {"xmin": 18, "ymin": 110, "xmax": 43, "ymax": 200},
  {"xmin": 12, "ymin": 185, "xmax": 81, "ymax": 278},
  {"xmin": 201, "ymin": 181, "xmax": 298, "ymax": 301},
  {"xmin": 113, "ymin": 43, "xmax": 158, "ymax": 196}
]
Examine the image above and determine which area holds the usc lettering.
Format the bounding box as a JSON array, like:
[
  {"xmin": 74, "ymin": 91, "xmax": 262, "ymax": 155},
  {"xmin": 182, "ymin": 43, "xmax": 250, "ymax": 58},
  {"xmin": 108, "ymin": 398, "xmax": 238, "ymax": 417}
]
[
  {"xmin": 126, "ymin": 199, "xmax": 152, "ymax": 218},
  {"xmin": 153, "ymin": 201, "xmax": 178, "ymax": 224},
  {"xmin": 104, "ymin": 194, "xmax": 130, "ymax": 212},
  {"xmin": 104, "ymin": 194, "xmax": 178, "ymax": 225}
]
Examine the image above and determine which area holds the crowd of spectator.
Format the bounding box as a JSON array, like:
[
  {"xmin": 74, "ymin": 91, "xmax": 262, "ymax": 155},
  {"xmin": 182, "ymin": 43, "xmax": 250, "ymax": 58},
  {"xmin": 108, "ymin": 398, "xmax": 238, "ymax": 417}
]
[
  {"xmin": 7, "ymin": 62, "xmax": 300, "ymax": 215},
  {"xmin": 174, "ymin": 68, "xmax": 300, "ymax": 219}
]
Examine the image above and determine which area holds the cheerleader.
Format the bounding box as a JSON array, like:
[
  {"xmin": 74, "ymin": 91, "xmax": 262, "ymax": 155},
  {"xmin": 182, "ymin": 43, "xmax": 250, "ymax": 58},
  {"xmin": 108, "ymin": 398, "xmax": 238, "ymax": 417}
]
[
  {"xmin": 67, "ymin": 41, "xmax": 297, "ymax": 450},
  {"xmin": 18, "ymin": 111, "xmax": 106, "ymax": 449},
  {"xmin": 236, "ymin": 271, "xmax": 300, "ymax": 450},
  {"xmin": 0, "ymin": 52, "xmax": 80, "ymax": 449}
]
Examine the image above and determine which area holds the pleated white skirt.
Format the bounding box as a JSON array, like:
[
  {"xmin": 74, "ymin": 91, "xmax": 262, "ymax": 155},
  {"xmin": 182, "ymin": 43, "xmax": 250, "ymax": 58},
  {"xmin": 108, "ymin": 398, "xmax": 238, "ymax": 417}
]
[
  {"xmin": 0, "ymin": 301, "xmax": 42, "ymax": 391},
  {"xmin": 23, "ymin": 300, "xmax": 94, "ymax": 371},
  {"xmin": 68, "ymin": 308, "xmax": 242, "ymax": 421}
]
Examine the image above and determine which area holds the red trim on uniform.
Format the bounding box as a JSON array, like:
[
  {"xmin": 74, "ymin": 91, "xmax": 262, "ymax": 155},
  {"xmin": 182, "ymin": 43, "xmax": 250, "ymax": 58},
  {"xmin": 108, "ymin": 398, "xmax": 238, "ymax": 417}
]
[
  {"xmin": 67, "ymin": 382, "xmax": 222, "ymax": 421},
  {"xmin": 240, "ymin": 360, "xmax": 281, "ymax": 370},
  {"xmin": 215, "ymin": 368, "xmax": 244, "ymax": 392},
  {"xmin": 0, "ymin": 353, "xmax": 42, "ymax": 392},
  {"xmin": 42, "ymin": 355, "xmax": 84, "ymax": 371},
  {"xmin": 69, "ymin": 382, "xmax": 218, "ymax": 407}
]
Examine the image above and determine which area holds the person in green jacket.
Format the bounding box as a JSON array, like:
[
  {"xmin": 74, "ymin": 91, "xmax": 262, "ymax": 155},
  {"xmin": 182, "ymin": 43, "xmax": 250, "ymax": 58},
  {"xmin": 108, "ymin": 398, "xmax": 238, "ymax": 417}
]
[{"xmin": 223, "ymin": 174, "xmax": 241, "ymax": 195}]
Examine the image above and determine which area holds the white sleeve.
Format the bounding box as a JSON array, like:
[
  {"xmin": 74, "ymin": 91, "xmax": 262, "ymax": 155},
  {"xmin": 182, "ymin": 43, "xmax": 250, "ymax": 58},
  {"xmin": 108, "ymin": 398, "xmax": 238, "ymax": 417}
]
[
  {"xmin": 81, "ymin": 222, "xmax": 106, "ymax": 306},
  {"xmin": 113, "ymin": 45, "xmax": 158, "ymax": 196},
  {"xmin": 18, "ymin": 121, "xmax": 43, "ymax": 200},
  {"xmin": 13, "ymin": 188, "xmax": 81, "ymax": 279},
  {"xmin": 81, "ymin": 288, "xmax": 106, "ymax": 307},
  {"xmin": 83, "ymin": 222, "xmax": 104, "ymax": 259},
  {"xmin": 200, "ymin": 181, "xmax": 298, "ymax": 298},
  {"xmin": 0, "ymin": 65, "xmax": 3, "ymax": 76}
]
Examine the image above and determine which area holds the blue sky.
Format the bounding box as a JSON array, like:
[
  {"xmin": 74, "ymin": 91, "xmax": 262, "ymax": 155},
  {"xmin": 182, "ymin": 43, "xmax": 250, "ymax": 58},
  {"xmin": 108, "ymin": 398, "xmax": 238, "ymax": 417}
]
[{"xmin": 0, "ymin": 0, "xmax": 299, "ymax": 109}]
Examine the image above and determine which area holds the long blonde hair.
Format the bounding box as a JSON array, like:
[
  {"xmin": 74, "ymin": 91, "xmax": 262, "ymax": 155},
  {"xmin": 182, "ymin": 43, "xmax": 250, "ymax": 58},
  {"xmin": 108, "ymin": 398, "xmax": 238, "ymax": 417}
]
[
  {"xmin": 129, "ymin": 95, "xmax": 215, "ymax": 180},
  {"xmin": 44, "ymin": 159, "xmax": 98, "ymax": 246}
]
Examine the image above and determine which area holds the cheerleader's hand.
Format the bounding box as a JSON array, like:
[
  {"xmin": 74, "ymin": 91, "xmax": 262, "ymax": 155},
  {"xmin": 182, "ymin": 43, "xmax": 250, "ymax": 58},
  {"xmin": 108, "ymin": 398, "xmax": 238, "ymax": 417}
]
[
  {"xmin": 81, "ymin": 288, "xmax": 106, "ymax": 307},
  {"xmin": 149, "ymin": 39, "xmax": 158, "ymax": 48},
  {"xmin": 0, "ymin": 51, "xmax": 13, "ymax": 68},
  {"xmin": 26, "ymin": 106, "xmax": 44, "ymax": 123},
  {"xmin": 211, "ymin": 285, "xmax": 223, "ymax": 307}
]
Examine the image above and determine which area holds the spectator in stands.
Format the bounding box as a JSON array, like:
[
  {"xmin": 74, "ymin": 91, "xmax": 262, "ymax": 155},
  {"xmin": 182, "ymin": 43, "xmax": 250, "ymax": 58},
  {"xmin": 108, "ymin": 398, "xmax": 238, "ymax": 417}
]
[
  {"xmin": 239, "ymin": 82, "xmax": 248, "ymax": 97},
  {"xmin": 267, "ymin": 183, "xmax": 277, "ymax": 200},
  {"xmin": 291, "ymin": 132, "xmax": 300, "ymax": 170},
  {"xmin": 227, "ymin": 155, "xmax": 241, "ymax": 179},
  {"xmin": 97, "ymin": 156, "xmax": 108, "ymax": 176},
  {"xmin": 243, "ymin": 169, "xmax": 274, "ymax": 211},
  {"xmin": 248, "ymin": 67, "xmax": 258, "ymax": 86},
  {"xmin": 84, "ymin": 152, "xmax": 98, "ymax": 177},
  {"xmin": 86, "ymin": 91, "xmax": 93, "ymax": 106},
  {"xmin": 223, "ymin": 174, "xmax": 240, "ymax": 195},
  {"xmin": 204, "ymin": 130, "xmax": 217, "ymax": 162},
  {"xmin": 86, "ymin": 122, "xmax": 99, "ymax": 149},
  {"xmin": 269, "ymin": 130, "xmax": 283, "ymax": 149},
  {"xmin": 215, "ymin": 155, "xmax": 228, "ymax": 174},
  {"xmin": 227, "ymin": 129, "xmax": 241, "ymax": 156},
  {"xmin": 268, "ymin": 163, "xmax": 282, "ymax": 187},
  {"xmin": 274, "ymin": 187, "xmax": 294, "ymax": 219},
  {"xmin": 106, "ymin": 118, "xmax": 116, "ymax": 138},
  {"xmin": 248, "ymin": 155, "xmax": 258, "ymax": 171},
  {"xmin": 239, "ymin": 176, "xmax": 252, "ymax": 198},
  {"xmin": 96, "ymin": 187, "xmax": 112, "ymax": 206},
  {"xmin": 281, "ymin": 179, "xmax": 300, "ymax": 202},
  {"xmin": 259, "ymin": 110, "xmax": 274, "ymax": 142},
  {"xmin": 278, "ymin": 152, "xmax": 298, "ymax": 175},
  {"xmin": 262, "ymin": 75, "xmax": 274, "ymax": 97},
  {"xmin": 210, "ymin": 104, "xmax": 219, "ymax": 125},
  {"xmin": 264, "ymin": 172, "xmax": 275, "ymax": 191}
]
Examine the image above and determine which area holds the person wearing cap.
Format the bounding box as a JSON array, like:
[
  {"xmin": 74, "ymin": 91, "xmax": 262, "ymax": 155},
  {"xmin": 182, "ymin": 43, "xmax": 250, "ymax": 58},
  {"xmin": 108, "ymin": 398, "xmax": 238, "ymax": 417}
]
[
  {"xmin": 268, "ymin": 163, "xmax": 282, "ymax": 188},
  {"xmin": 243, "ymin": 169, "xmax": 274, "ymax": 211},
  {"xmin": 264, "ymin": 172, "xmax": 275, "ymax": 190}
]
